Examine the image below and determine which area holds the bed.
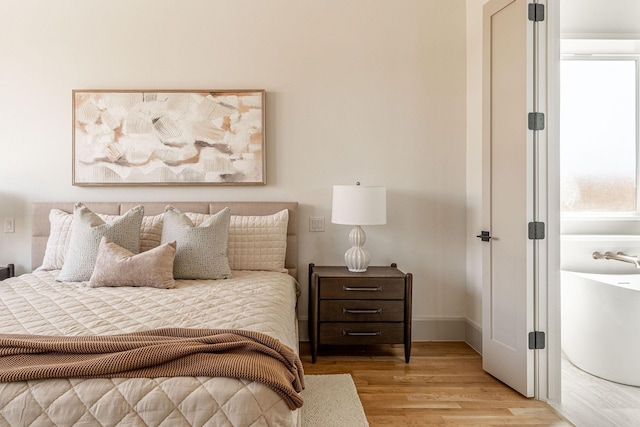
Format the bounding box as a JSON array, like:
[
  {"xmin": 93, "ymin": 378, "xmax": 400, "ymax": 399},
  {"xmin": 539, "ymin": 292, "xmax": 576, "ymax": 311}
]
[{"xmin": 0, "ymin": 201, "xmax": 302, "ymax": 427}]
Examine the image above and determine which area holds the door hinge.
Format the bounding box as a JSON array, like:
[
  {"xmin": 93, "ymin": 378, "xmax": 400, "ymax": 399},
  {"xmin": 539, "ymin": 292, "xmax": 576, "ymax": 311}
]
[
  {"xmin": 528, "ymin": 331, "xmax": 546, "ymax": 349},
  {"xmin": 528, "ymin": 112, "xmax": 545, "ymax": 130},
  {"xmin": 528, "ymin": 3, "xmax": 545, "ymax": 22},
  {"xmin": 528, "ymin": 221, "xmax": 545, "ymax": 240}
]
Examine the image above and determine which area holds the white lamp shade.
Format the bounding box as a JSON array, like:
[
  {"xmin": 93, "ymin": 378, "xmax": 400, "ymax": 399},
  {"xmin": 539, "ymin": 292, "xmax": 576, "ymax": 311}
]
[{"xmin": 331, "ymin": 185, "xmax": 387, "ymax": 225}]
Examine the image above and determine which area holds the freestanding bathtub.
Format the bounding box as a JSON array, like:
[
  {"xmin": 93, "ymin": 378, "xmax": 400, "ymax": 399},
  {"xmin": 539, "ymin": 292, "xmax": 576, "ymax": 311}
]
[{"xmin": 561, "ymin": 271, "xmax": 640, "ymax": 387}]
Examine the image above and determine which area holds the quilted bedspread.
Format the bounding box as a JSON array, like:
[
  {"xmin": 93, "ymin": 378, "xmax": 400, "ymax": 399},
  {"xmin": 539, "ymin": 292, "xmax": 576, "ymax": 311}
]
[{"xmin": 0, "ymin": 270, "xmax": 302, "ymax": 427}]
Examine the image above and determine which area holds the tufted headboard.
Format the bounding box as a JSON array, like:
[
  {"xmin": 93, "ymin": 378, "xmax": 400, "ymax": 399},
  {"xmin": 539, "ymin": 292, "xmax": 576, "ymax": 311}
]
[{"xmin": 32, "ymin": 202, "xmax": 299, "ymax": 280}]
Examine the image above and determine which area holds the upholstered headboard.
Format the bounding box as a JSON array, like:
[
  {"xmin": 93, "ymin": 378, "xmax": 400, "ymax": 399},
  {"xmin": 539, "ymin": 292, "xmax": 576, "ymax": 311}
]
[{"xmin": 32, "ymin": 202, "xmax": 299, "ymax": 279}]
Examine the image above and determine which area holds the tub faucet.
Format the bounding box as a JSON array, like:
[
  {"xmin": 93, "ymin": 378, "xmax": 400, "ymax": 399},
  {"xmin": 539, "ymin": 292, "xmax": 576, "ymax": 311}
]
[{"xmin": 592, "ymin": 251, "xmax": 640, "ymax": 268}]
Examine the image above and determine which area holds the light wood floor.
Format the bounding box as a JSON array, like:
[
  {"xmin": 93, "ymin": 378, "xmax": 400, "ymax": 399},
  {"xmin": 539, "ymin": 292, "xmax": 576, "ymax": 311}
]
[
  {"xmin": 552, "ymin": 355, "xmax": 640, "ymax": 427},
  {"xmin": 300, "ymin": 341, "xmax": 572, "ymax": 426}
]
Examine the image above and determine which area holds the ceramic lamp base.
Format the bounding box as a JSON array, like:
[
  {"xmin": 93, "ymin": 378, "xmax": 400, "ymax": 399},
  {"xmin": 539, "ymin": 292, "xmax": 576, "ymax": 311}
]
[{"xmin": 345, "ymin": 225, "xmax": 370, "ymax": 272}]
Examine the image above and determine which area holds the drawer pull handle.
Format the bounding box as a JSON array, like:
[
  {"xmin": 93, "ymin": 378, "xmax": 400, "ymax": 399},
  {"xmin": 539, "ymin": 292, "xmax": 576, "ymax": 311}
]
[
  {"xmin": 343, "ymin": 308, "xmax": 382, "ymax": 315},
  {"xmin": 343, "ymin": 286, "xmax": 383, "ymax": 292},
  {"xmin": 343, "ymin": 331, "xmax": 381, "ymax": 337}
]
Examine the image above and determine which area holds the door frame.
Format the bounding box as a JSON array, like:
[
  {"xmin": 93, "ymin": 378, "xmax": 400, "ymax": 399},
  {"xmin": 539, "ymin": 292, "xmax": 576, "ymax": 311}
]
[
  {"xmin": 519, "ymin": 0, "xmax": 562, "ymax": 404},
  {"xmin": 543, "ymin": 0, "xmax": 562, "ymax": 405},
  {"xmin": 522, "ymin": 0, "xmax": 561, "ymax": 404}
]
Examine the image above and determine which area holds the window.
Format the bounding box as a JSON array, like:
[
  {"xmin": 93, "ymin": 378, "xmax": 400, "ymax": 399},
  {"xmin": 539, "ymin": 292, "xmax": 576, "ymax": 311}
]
[{"xmin": 560, "ymin": 58, "xmax": 639, "ymax": 214}]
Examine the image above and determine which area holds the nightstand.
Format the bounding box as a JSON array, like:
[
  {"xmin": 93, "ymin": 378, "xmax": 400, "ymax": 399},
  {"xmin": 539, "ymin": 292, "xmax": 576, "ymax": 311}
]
[
  {"xmin": 308, "ymin": 263, "xmax": 412, "ymax": 363},
  {"xmin": 0, "ymin": 264, "xmax": 15, "ymax": 281}
]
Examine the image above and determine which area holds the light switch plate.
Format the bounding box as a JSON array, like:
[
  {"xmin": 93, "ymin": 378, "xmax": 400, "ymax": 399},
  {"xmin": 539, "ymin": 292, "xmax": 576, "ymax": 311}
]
[
  {"xmin": 309, "ymin": 216, "xmax": 325, "ymax": 232},
  {"xmin": 4, "ymin": 218, "xmax": 14, "ymax": 233}
]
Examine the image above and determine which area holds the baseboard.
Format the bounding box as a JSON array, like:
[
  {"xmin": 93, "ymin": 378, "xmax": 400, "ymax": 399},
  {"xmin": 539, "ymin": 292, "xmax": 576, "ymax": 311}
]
[
  {"xmin": 298, "ymin": 317, "xmax": 469, "ymax": 342},
  {"xmin": 464, "ymin": 318, "xmax": 482, "ymax": 354},
  {"xmin": 411, "ymin": 316, "xmax": 466, "ymax": 341}
]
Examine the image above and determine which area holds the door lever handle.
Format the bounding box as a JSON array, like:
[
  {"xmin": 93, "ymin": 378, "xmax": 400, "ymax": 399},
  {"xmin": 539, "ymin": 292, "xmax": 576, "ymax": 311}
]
[{"xmin": 476, "ymin": 231, "xmax": 492, "ymax": 242}]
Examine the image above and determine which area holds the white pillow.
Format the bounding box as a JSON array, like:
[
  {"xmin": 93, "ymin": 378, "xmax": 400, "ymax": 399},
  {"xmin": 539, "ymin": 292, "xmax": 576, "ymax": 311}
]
[
  {"xmin": 57, "ymin": 203, "xmax": 144, "ymax": 282},
  {"xmin": 39, "ymin": 209, "xmax": 74, "ymax": 270},
  {"xmin": 161, "ymin": 206, "xmax": 231, "ymax": 280},
  {"xmin": 227, "ymin": 209, "xmax": 289, "ymax": 272}
]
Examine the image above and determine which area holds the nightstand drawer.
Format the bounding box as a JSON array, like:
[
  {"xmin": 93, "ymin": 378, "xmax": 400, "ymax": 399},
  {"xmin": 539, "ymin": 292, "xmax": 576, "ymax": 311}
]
[
  {"xmin": 320, "ymin": 300, "xmax": 404, "ymax": 322},
  {"xmin": 320, "ymin": 323, "xmax": 404, "ymax": 345},
  {"xmin": 319, "ymin": 278, "xmax": 405, "ymax": 300}
]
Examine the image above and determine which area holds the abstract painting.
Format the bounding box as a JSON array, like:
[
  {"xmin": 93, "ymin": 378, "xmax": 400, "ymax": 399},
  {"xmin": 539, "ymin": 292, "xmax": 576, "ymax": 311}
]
[{"xmin": 72, "ymin": 90, "xmax": 265, "ymax": 185}]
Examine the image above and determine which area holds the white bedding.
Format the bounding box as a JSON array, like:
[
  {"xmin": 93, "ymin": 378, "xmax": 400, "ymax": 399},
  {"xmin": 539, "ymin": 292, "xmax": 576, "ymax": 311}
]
[{"xmin": 0, "ymin": 269, "xmax": 301, "ymax": 427}]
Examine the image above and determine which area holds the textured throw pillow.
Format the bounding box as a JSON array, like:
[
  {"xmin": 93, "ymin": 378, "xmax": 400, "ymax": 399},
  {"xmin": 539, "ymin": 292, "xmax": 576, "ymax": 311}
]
[
  {"xmin": 57, "ymin": 203, "xmax": 145, "ymax": 282},
  {"xmin": 89, "ymin": 237, "xmax": 176, "ymax": 289},
  {"xmin": 227, "ymin": 209, "xmax": 289, "ymax": 272},
  {"xmin": 161, "ymin": 206, "xmax": 231, "ymax": 280}
]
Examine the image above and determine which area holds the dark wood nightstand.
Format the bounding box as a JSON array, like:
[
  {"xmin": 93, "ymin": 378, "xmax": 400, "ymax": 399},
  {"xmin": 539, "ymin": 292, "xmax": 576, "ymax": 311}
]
[
  {"xmin": 0, "ymin": 264, "xmax": 15, "ymax": 281},
  {"xmin": 308, "ymin": 263, "xmax": 412, "ymax": 363}
]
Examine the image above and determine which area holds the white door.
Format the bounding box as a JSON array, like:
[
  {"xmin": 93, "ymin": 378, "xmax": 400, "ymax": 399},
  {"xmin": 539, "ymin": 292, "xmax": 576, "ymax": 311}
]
[{"xmin": 481, "ymin": 0, "xmax": 548, "ymax": 398}]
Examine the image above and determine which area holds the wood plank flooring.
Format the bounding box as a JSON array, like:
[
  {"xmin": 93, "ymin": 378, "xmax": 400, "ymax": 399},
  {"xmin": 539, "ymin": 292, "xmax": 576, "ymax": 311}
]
[{"xmin": 300, "ymin": 342, "xmax": 572, "ymax": 426}]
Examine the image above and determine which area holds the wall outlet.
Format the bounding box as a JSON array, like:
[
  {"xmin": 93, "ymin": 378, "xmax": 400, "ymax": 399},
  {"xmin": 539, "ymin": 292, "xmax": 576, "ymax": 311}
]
[
  {"xmin": 309, "ymin": 216, "xmax": 325, "ymax": 232},
  {"xmin": 4, "ymin": 218, "xmax": 14, "ymax": 233}
]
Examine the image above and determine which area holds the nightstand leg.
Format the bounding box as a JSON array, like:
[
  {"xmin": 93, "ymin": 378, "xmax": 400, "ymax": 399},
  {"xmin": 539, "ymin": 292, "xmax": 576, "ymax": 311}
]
[
  {"xmin": 404, "ymin": 272, "xmax": 413, "ymax": 363},
  {"xmin": 309, "ymin": 264, "xmax": 319, "ymax": 363},
  {"xmin": 405, "ymin": 341, "xmax": 411, "ymax": 363}
]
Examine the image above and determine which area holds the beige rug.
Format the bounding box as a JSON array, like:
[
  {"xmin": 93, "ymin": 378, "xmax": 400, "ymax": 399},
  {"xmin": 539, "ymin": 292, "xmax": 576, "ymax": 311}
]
[{"xmin": 301, "ymin": 374, "xmax": 369, "ymax": 426}]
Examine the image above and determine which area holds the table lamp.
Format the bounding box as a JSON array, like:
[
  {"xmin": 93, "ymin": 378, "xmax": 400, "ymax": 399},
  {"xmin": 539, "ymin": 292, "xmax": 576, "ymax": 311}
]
[{"xmin": 331, "ymin": 183, "xmax": 387, "ymax": 272}]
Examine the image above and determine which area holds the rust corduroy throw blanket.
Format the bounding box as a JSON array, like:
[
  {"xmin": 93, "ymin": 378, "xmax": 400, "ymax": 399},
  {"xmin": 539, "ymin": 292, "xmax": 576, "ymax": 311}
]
[{"xmin": 0, "ymin": 327, "xmax": 305, "ymax": 409}]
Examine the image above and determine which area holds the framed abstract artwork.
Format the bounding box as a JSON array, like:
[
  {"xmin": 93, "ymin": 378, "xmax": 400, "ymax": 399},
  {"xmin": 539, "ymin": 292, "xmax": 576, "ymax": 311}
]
[{"xmin": 72, "ymin": 89, "xmax": 266, "ymax": 186}]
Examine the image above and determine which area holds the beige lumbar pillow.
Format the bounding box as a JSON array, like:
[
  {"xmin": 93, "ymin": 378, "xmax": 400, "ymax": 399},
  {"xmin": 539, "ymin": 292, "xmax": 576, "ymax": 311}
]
[{"xmin": 89, "ymin": 237, "xmax": 176, "ymax": 289}]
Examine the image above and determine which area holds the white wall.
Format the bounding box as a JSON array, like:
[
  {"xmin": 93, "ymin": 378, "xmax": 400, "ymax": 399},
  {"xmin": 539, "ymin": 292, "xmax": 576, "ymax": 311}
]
[
  {"xmin": 561, "ymin": 0, "xmax": 640, "ymax": 37},
  {"xmin": 0, "ymin": 0, "xmax": 468, "ymax": 340},
  {"xmin": 465, "ymin": 0, "xmax": 490, "ymax": 350}
]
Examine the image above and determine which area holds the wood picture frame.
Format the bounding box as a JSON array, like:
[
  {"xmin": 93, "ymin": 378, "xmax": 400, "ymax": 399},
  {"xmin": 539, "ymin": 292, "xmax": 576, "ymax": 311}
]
[{"xmin": 72, "ymin": 89, "xmax": 266, "ymax": 186}]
